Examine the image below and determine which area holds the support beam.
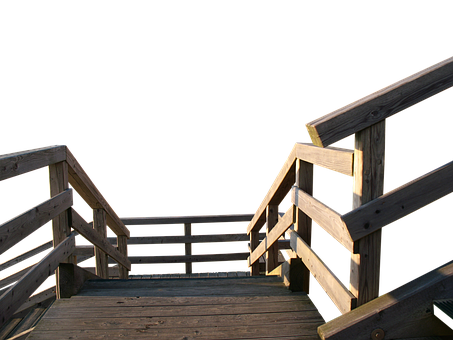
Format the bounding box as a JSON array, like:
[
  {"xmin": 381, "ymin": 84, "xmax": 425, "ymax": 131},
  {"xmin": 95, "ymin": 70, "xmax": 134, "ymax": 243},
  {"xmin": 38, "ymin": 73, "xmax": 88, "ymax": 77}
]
[
  {"xmin": 93, "ymin": 209, "xmax": 108, "ymax": 279},
  {"xmin": 184, "ymin": 223, "xmax": 192, "ymax": 275},
  {"xmin": 266, "ymin": 205, "xmax": 279, "ymax": 274},
  {"xmin": 349, "ymin": 121, "xmax": 385, "ymax": 307}
]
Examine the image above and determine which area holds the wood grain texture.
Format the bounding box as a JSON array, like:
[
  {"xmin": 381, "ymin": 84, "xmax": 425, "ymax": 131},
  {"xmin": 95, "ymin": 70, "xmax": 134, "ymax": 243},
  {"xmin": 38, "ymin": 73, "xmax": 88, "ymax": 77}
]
[
  {"xmin": 266, "ymin": 205, "xmax": 280, "ymax": 274},
  {"xmin": 93, "ymin": 209, "xmax": 108, "ymax": 279},
  {"xmin": 28, "ymin": 276, "xmax": 323, "ymax": 339},
  {"xmin": 0, "ymin": 146, "xmax": 66, "ymax": 182},
  {"xmin": 122, "ymin": 214, "xmax": 254, "ymax": 225},
  {"xmin": 0, "ymin": 241, "xmax": 53, "ymax": 272},
  {"xmin": 0, "ymin": 189, "xmax": 73, "ymax": 255},
  {"xmin": 117, "ymin": 253, "xmax": 249, "ymax": 265},
  {"xmin": 117, "ymin": 235, "xmax": 128, "ymax": 279},
  {"xmin": 0, "ymin": 233, "xmax": 75, "ymax": 328},
  {"xmin": 66, "ymin": 148, "xmax": 129, "ymax": 238},
  {"xmin": 306, "ymin": 56, "xmax": 453, "ymax": 147},
  {"xmin": 319, "ymin": 260, "xmax": 453, "ymax": 339},
  {"xmin": 71, "ymin": 209, "xmax": 131, "ymax": 271},
  {"xmin": 344, "ymin": 159, "xmax": 453, "ymax": 241}
]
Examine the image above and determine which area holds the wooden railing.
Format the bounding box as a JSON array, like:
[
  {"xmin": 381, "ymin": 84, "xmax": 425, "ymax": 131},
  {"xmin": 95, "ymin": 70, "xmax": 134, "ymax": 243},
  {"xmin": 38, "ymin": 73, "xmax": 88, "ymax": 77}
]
[
  {"xmin": 0, "ymin": 146, "xmax": 130, "ymax": 328},
  {"xmin": 248, "ymin": 56, "xmax": 453, "ymax": 318}
]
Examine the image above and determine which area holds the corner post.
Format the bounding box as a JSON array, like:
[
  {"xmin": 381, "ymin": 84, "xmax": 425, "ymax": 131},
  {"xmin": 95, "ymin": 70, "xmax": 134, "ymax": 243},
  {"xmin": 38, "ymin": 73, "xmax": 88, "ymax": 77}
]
[
  {"xmin": 295, "ymin": 159, "xmax": 313, "ymax": 293},
  {"xmin": 184, "ymin": 223, "xmax": 192, "ymax": 274},
  {"xmin": 49, "ymin": 161, "xmax": 73, "ymax": 298},
  {"xmin": 350, "ymin": 120, "xmax": 385, "ymax": 306},
  {"xmin": 117, "ymin": 235, "xmax": 129, "ymax": 279},
  {"xmin": 93, "ymin": 208, "xmax": 109, "ymax": 279},
  {"xmin": 250, "ymin": 230, "xmax": 260, "ymax": 276}
]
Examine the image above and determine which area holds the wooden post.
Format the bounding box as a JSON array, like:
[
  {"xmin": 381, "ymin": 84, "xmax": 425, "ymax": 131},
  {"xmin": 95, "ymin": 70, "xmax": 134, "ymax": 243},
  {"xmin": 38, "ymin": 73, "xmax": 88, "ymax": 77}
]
[
  {"xmin": 295, "ymin": 159, "xmax": 313, "ymax": 293},
  {"xmin": 49, "ymin": 161, "xmax": 73, "ymax": 298},
  {"xmin": 250, "ymin": 231, "xmax": 260, "ymax": 276},
  {"xmin": 117, "ymin": 235, "xmax": 128, "ymax": 279},
  {"xmin": 93, "ymin": 209, "xmax": 109, "ymax": 279},
  {"xmin": 184, "ymin": 223, "xmax": 192, "ymax": 274},
  {"xmin": 266, "ymin": 204, "xmax": 279, "ymax": 274},
  {"xmin": 349, "ymin": 121, "xmax": 385, "ymax": 307}
]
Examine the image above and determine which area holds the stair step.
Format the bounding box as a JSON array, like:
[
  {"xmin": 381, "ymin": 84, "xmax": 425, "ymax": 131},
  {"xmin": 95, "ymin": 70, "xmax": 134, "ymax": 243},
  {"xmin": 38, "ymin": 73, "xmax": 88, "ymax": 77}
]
[{"xmin": 433, "ymin": 299, "xmax": 453, "ymax": 330}]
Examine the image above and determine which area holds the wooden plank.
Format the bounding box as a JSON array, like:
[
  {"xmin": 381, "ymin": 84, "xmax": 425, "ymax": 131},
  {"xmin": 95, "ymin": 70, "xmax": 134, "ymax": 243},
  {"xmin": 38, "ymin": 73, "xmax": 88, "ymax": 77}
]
[
  {"xmin": 0, "ymin": 146, "xmax": 66, "ymax": 182},
  {"xmin": 344, "ymin": 159, "xmax": 453, "ymax": 242},
  {"xmin": 295, "ymin": 159, "xmax": 313, "ymax": 294},
  {"xmin": 349, "ymin": 122, "xmax": 385, "ymax": 307},
  {"xmin": 288, "ymin": 229, "xmax": 357, "ymax": 314},
  {"xmin": 122, "ymin": 214, "xmax": 254, "ymax": 225},
  {"xmin": 295, "ymin": 143, "xmax": 354, "ymax": 176},
  {"xmin": 117, "ymin": 235, "xmax": 128, "ymax": 279},
  {"xmin": 115, "ymin": 253, "xmax": 249, "ymax": 265},
  {"xmin": 0, "ymin": 241, "xmax": 52, "ymax": 272},
  {"xmin": 306, "ymin": 56, "xmax": 453, "ymax": 147},
  {"xmin": 291, "ymin": 186, "xmax": 354, "ymax": 252},
  {"xmin": 0, "ymin": 265, "xmax": 35, "ymax": 291},
  {"xmin": 93, "ymin": 209, "xmax": 108, "ymax": 279},
  {"xmin": 14, "ymin": 287, "xmax": 56, "ymax": 315},
  {"xmin": 249, "ymin": 230, "xmax": 260, "ymax": 276},
  {"xmin": 266, "ymin": 204, "xmax": 280, "ymax": 274},
  {"xmin": 249, "ymin": 207, "xmax": 295, "ymax": 267},
  {"xmin": 0, "ymin": 189, "xmax": 73, "ymax": 255},
  {"xmin": 71, "ymin": 209, "xmax": 131, "ymax": 271},
  {"xmin": 0, "ymin": 233, "xmax": 75, "ymax": 328},
  {"xmin": 66, "ymin": 148, "xmax": 129, "ymax": 238},
  {"xmin": 319, "ymin": 260, "xmax": 453, "ymax": 339},
  {"xmin": 247, "ymin": 147, "xmax": 297, "ymax": 235},
  {"xmin": 184, "ymin": 223, "xmax": 192, "ymax": 274}
]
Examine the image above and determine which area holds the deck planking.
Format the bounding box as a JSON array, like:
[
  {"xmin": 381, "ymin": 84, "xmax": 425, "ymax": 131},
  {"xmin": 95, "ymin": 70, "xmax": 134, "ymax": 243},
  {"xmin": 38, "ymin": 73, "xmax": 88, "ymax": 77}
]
[{"xmin": 27, "ymin": 275, "xmax": 324, "ymax": 339}]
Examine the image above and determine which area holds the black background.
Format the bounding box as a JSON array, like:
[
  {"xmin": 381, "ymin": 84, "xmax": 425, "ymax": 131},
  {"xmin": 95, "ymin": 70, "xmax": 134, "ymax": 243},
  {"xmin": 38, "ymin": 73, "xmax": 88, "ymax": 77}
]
[{"xmin": 0, "ymin": 33, "xmax": 452, "ymax": 319}]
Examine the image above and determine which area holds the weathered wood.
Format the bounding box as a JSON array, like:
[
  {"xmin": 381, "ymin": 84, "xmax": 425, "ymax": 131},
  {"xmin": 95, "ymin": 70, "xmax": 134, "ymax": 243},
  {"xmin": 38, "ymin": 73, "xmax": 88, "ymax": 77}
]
[
  {"xmin": 66, "ymin": 148, "xmax": 129, "ymax": 238},
  {"xmin": 184, "ymin": 223, "xmax": 192, "ymax": 274},
  {"xmin": 0, "ymin": 146, "xmax": 66, "ymax": 182},
  {"xmin": 349, "ymin": 122, "xmax": 385, "ymax": 307},
  {"xmin": 306, "ymin": 56, "xmax": 453, "ymax": 147},
  {"xmin": 295, "ymin": 143, "xmax": 354, "ymax": 176},
  {"xmin": 0, "ymin": 265, "xmax": 35, "ymax": 291},
  {"xmin": 270, "ymin": 258, "xmax": 307, "ymax": 292},
  {"xmin": 114, "ymin": 253, "xmax": 249, "ymax": 265},
  {"xmin": 295, "ymin": 159, "xmax": 313, "ymax": 294},
  {"xmin": 0, "ymin": 233, "xmax": 75, "ymax": 328},
  {"xmin": 247, "ymin": 148, "xmax": 297, "ymax": 235},
  {"xmin": 58, "ymin": 263, "xmax": 102, "ymax": 298},
  {"xmin": 71, "ymin": 209, "xmax": 131, "ymax": 271},
  {"xmin": 122, "ymin": 214, "xmax": 254, "ymax": 225},
  {"xmin": 0, "ymin": 189, "xmax": 73, "ymax": 255},
  {"xmin": 249, "ymin": 230, "xmax": 260, "ymax": 276},
  {"xmin": 288, "ymin": 229, "xmax": 357, "ymax": 314},
  {"xmin": 0, "ymin": 241, "xmax": 53, "ymax": 272},
  {"xmin": 248, "ymin": 207, "xmax": 295, "ymax": 267},
  {"xmin": 117, "ymin": 235, "xmax": 128, "ymax": 279},
  {"xmin": 319, "ymin": 260, "xmax": 453, "ymax": 339},
  {"xmin": 93, "ymin": 209, "xmax": 108, "ymax": 279},
  {"xmin": 14, "ymin": 287, "xmax": 56, "ymax": 315},
  {"xmin": 291, "ymin": 186, "xmax": 354, "ymax": 252},
  {"xmin": 344, "ymin": 159, "xmax": 453, "ymax": 242},
  {"xmin": 266, "ymin": 204, "xmax": 279, "ymax": 274}
]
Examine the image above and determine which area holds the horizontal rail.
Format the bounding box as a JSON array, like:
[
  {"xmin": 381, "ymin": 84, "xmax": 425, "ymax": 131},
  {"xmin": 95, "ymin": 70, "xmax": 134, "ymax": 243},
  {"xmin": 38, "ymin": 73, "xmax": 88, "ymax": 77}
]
[
  {"xmin": 306, "ymin": 56, "xmax": 453, "ymax": 147},
  {"xmin": 0, "ymin": 241, "xmax": 53, "ymax": 272},
  {"xmin": 71, "ymin": 209, "xmax": 131, "ymax": 271},
  {"xmin": 122, "ymin": 214, "xmax": 254, "ymax": 225},
  {"xmin": 343, "ymin": 160, "xmax": 453, "ymax": 241},
  {"xmin": 248, "ymin": 206, "xmax": 295, "ymax": 266},
  {"xmin": 291, "ymin": 187, "xmax": 354, "ymax": 253},
  {"xmin": 0, "ymin": 189, "xmax": 73, "ymax": 255},
  {"xmin": 0, "ymin": 264, "xmax": 35, "ymax": 291},
  {"xmin": 247, "ymin": 143, "xmax": 354, "ymax": 235},
  {"xmin": 0, "ymin": 145, "xmax": 66, "ymax": 182},
  {"xmin": 66, "ymin": 149, "xmax": 129, "ymax": 238},
  {"xmin": 117, "ymin": 253, "xmax": 249, "ymax": 264},
  {"xmin": 287, "ymin": 229, "xmax": 357, "ymax": 314},
  {"xmin": 0, "ymin": 232, "xmax": 75, "ymax": 328}
]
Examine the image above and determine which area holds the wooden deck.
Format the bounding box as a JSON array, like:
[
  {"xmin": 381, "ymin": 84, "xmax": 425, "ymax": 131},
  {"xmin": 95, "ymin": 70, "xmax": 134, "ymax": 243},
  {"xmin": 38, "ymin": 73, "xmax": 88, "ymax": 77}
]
[{"xmin": 26, "ymin": 275, "xmax": 324, "ymax": 339}]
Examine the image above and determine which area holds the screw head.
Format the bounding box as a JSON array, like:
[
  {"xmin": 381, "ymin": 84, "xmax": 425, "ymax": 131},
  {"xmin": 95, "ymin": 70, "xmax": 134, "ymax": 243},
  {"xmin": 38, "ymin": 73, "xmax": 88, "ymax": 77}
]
[{"xmin": 371, "ymin": 328, "xmax": 385, "ymax": 340}]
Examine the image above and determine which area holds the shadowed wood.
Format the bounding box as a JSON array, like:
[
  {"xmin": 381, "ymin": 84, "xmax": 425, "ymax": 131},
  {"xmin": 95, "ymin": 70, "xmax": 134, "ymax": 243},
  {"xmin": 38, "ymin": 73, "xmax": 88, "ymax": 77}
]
[
  {"xmin": 0, "ymin": 233, "xmax": 75, "ymax": 328},
  {"xmin": 66, "ymin": 149, "xmax": 129, "ymax": 238},
  {"xmin": 0, "ymin": 146, "xmax": 66, "ymax": 182},
  {"xmin": 112, "ymin": 253, "xmax": 249, "ymax": 265},
  {"xmin": 122, "ymin": 214, "xmax": 254, "ymax": 225},
  {"xmin": 117, "ymin": 235, "xmax": 128, "ymax": 279},
  {"xmin": 28, "ymin": 276, "xmax": 323, "ymax": 339},
  {"xmin": 319, "ymin": 260, "xmax": 453, "ymax": 339},
  {"xmin": 344, "ymin": 159, "xmax": 453, "ymax": 241},
  {"xmin": 71, "ymin": 209, "xmax": 131, "ymax": 271},
  {"xmin": 291, "ymin": 186, "xmax": 354, "ymax": 252},
  {"xmin": 266, "ymin": 204, "xmax": 280, "ymax": 274},
  {"xmin": 306, "ymin": 56, "xmax": 453, "ymax": 147},
  {"xmin": 0, "ymin": 241, "xmax": 53, "ymax": 272},
  {"xmin": 0, "ymin": 189, "xmax": 73, "ymax": 255},
  {"xmin": 93, "ymin": 209, "xmax": 108, "ymax": 279}
]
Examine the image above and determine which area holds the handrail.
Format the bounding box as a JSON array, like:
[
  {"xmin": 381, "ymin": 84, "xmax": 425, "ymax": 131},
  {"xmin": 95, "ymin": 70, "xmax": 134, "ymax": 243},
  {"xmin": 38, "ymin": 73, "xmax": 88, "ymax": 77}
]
[{"xmin": 306, "ymin": 56, "xmax": 453, "ymax": 147}]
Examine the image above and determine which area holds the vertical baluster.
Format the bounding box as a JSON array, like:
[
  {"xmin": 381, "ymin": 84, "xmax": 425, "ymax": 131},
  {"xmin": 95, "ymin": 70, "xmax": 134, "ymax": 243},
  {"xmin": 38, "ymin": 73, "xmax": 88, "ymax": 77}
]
[
  {"xmin": 117, "ymin": 235, "xmax": 128, "ymax": 279},
  {"xmin": 184, "ymin": 223, "xmax": 192, "ymax": 274},
  {"xmin": 266, "ymin": 204, "xmax": 279, "ymax": 274},
  {"xmin": 93, "ymin": 208, "xmax": 109, "ymax": 279},
  {"xmin": 49, "ymin": 161, "xmax": 73, "ymax": 298},
  {"xmin": 250, "ymin": 230, "xmax": 260, "ymax": 276},
  {"xmin": 350, "ymin": 120, "xmax": 385, "ymax": 306}
]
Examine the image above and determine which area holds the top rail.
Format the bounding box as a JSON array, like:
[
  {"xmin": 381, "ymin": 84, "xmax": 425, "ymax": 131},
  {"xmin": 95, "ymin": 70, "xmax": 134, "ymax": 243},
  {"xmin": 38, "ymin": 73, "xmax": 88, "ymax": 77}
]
[
  {"xmin": 122, "ymin": 214, "xmax": 254, "ymax": 225},
  {"xmin": 306, "ymin": 56, "xmax": 453, "ymax": 147}
]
